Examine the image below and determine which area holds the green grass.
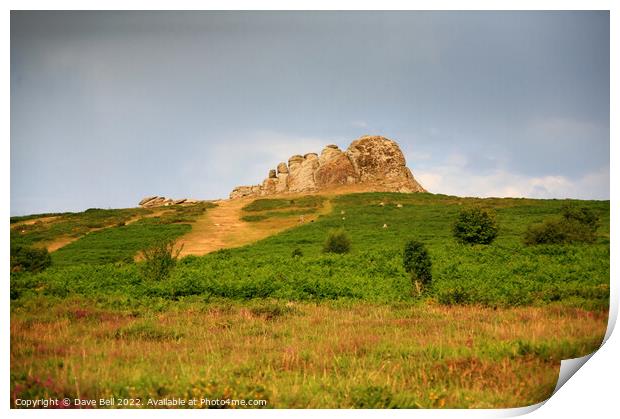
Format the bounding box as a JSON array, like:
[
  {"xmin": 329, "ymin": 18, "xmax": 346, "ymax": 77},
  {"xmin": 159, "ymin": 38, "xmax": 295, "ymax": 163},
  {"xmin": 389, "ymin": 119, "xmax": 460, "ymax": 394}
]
[
  {"xmin": 154, "ymin": 202, "xmax": 217, "ymax": 224},
  {"xmin": 10, "ymin": 212, "xmax": 72, "ymax": 224},
  {"xmin": 47, "ymin": 203, "xmax": 216, "ymax": 266},
  {"xmin": 10, "ymin": 208, "xmax": 152, "ymax": 248},
  {"xmin": 9, "ymin": 192, "xmax": 610, "ymax": 408},
  {"xmin": 11, "ymin": 192, "xmax": 609, "ymax": 309},
  {"xmin": 51, "ymin": 219, "xmax": 191, "ymax": 266},
  {"xmin": 240, "ymin": 195, "xmax": 324, "ymax": 222},
  {"xmin": 242, "ymin": 195, "xmax": 326, "ymax": 212},
  {"xmin": 241, "ymin": 209, "xmax": 317, "ymax": 222}
]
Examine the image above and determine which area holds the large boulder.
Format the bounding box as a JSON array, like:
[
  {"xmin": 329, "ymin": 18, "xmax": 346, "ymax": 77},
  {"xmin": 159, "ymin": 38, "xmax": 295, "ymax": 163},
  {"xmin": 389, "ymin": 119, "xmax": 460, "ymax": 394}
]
[
  {"xmin": 139, "ymin": 196, "xmax": 203, "ymax": 207},
  {"xmin": 228, "ymin": 135, "xmax": 426, "ymax": 198},
  {"xmin": 345, "ymin": 136, "xmax": 425, "ymax": 192},
  {"xmin": 230, "ymin": 186, "xmax": 254, "ymax": 199},
  {"xmin": 275, "ymin": 172, "xmax": 289, "ymax": 193},
  {"xmin": 288, "ymin": 153, "xmax": 319, "ymax": 192},
  {"xmin": 315, "ymin": 145, "xmax": 357, "ymax": 187},
  {"xmin": 139, "ymin": 196, "xmax": 158, "ymax": 206},
  {"xmin": 261, "ymin": 177, "xmax": 278, "ymax": 195},
  {"xmin": 277, "ymin": 162, "xmax": 288, "ymax": 174}
]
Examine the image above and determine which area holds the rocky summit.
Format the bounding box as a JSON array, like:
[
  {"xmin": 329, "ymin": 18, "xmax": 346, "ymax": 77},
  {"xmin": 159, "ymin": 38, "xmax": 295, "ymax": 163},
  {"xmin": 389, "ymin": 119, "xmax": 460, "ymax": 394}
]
[{"xmin": 229, "ymin": 135, "xmax": 426, "ymax": 199}]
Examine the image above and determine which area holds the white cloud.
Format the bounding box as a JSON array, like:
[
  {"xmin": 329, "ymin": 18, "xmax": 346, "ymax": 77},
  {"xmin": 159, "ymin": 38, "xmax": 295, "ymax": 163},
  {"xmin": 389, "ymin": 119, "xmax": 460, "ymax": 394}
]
[
  {"xmin": 179, "ymin": 131, "xmax": 344, "ymax": 199},
  {"xmin": 415, "ymin": 165, "xmax": 609, "ymax": 200}
]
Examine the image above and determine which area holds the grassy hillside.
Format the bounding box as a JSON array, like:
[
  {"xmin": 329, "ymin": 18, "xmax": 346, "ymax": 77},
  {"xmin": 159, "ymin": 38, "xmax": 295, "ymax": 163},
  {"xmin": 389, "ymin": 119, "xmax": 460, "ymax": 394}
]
[
  {"xmin": 10, "ymin": 207, "xmax": 150, "ymax": 248},
  {"xmin": 11, "ymin": 192, "xmax": 609, "ymax": 309},
  {"xmin": 9, "ymin": 192, "xmax": 610, "ymax": 408}
]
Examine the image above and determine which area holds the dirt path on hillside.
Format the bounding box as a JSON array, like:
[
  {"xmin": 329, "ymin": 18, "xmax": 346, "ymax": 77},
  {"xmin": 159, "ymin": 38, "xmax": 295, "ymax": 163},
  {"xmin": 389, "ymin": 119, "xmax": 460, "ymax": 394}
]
[
  {"xmin": 176, "ymin": 197, "xmax": 332, "ymax": 257},
  {"xmin": 42, "ymin": 209, "xmax": 171, "ymax": 253},
  {"xmin": 12, "ymin": 216, "xmax": 60, "ymax": 228}
]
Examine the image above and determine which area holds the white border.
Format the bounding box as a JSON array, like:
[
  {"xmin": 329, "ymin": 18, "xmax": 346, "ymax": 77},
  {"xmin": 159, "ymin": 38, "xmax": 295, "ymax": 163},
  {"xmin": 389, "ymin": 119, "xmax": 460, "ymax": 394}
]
[{"xmin": 3, "ymin": 2, "xmax": 616, "ymax": 418}]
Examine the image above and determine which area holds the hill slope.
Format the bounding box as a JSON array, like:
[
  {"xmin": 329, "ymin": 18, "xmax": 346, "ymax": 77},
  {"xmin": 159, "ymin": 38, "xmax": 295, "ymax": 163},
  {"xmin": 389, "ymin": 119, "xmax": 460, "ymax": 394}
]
[
  {"xmin": 10, "ymin": 192, "xmax": 610, "ymax": 408},
  {"xmin": 11, "ymin": 192, "xmax": 610, "ymax": 309}
]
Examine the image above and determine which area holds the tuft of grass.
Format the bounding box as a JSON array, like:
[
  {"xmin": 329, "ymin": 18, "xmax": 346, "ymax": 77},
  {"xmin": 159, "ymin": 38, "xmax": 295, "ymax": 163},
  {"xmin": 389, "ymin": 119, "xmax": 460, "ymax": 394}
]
[{"xmin": 113, "ymin": 320, "xmax": 183, "ymax": 341}]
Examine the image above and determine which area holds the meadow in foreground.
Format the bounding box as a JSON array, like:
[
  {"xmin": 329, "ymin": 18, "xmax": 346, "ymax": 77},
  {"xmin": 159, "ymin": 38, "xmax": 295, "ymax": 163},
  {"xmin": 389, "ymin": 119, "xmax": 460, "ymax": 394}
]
[{"xmin": 10, "ymin": 298, "xmax": 607, "ymax": 408}]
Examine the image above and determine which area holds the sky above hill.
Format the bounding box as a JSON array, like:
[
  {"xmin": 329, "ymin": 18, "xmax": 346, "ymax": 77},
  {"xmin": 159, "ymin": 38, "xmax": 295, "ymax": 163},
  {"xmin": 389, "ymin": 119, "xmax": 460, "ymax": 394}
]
[{"xmin": 11, "ymin": 11, "xmax": 609, "ymax": 215}]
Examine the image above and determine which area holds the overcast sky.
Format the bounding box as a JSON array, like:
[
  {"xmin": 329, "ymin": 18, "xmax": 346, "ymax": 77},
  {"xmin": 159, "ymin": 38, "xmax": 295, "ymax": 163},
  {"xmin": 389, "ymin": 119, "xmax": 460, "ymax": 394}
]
[{"xmin": 11, "ymin": 11, "xmax": 609, "ymax": 215}]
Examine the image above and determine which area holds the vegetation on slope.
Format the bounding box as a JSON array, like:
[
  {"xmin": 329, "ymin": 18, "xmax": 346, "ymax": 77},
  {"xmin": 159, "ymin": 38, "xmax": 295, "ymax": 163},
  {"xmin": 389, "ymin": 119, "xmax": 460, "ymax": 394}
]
[
  {"xmin": 10, "ymin": 207, "xmax": 150, "ymax": 248},
  {"xmin": 10, "ymin": 193, "xmax": 609, "ymax": 309},
  {"xmin": 240, "ymin": 196, "xmax": 327, "ymax": 222},
  {"xmin": 9, "ymin": 192, "xmax": 609, "ymax": 408}
]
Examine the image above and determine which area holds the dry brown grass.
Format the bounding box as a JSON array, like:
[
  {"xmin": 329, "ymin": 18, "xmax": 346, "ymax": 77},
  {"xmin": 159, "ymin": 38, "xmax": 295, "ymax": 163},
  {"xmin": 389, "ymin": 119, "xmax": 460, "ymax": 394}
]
[{"xmin": 10, "ymin": 300, "xmax": 607, "ymax": 408}]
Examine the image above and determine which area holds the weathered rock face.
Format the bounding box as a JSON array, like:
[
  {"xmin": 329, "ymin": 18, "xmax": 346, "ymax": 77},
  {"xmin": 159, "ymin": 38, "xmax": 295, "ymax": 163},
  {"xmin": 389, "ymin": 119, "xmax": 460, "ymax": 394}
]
[
  {"xmin": 229, "ymin": 135, "xmax": 426, "ymax": 198},
  {"xmin": 346, "ymin": 136, "xmax": 425, "ymax": 193},
  {"xmin": 277, "ymin": 162, "xmax": 288, "ymax": 174},
  {"xmin": 288, "ymin": 153, "xmax": 320, "ymax": 192},
  {"xmin": 315, "ymin": 145, "xmax": 358, "ymax": 187}
]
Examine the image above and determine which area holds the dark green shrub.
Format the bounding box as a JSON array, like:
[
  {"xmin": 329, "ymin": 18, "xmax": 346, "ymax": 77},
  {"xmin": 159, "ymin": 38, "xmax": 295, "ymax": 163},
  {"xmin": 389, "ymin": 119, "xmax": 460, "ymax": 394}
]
[
  {"xmin": 403, "ymin": 240, "xmax": 432, "ymax": 294},
  {"xmin": 139, "ymin": 239, "xmax": 182, "ymax": 281},
  {"xmin": 561, "ymin": 204, "xmax": 599, "ymax": 230},
  {"xmin": 10, "ymin": 245, "xmax": 52, "ymax": 273},
  {"xmin": 322, "ymin": 228, "xmax": 351, "ymax": 254},
  {"xmin": 452, "ymin": 207, "xmax": 498, "ymax": 244},
  {"xmin": 524, "ymin": 206, "xmax": 599, "ymax": 245}
]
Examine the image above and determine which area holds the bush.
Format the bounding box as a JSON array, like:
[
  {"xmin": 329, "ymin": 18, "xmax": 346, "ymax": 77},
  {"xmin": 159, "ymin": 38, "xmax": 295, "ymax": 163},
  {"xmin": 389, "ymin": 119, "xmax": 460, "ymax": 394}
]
[
  {"xmin": 322, "ymin": 229, "xmax": 351, "ymax": 254},
  {"xmin": 524, "ymin": 205, "xmax": 599, "ymax": 245},
  {"xmin": 403, "ymin": 240, "xmax": 432, "ymax": 294},
  {"xmin": 561, "ymin": 204, "xmax": 599, "ymax": 230},
  {"xmin": 139, "ymin": 239, "xmax": 182, "ymax": 281},
  {"xmin": 10, "ymin": 245, "xmax": 52, "ymax": 273},
  {"xmin": 452, "ymin": 207, "xmax": 498, "ymax": 245}
]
